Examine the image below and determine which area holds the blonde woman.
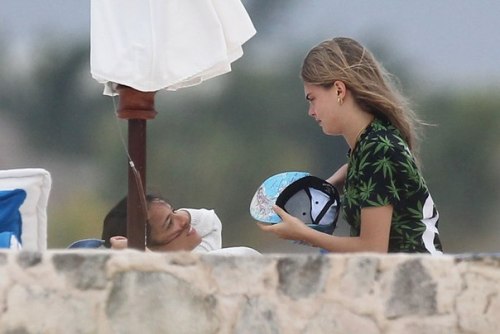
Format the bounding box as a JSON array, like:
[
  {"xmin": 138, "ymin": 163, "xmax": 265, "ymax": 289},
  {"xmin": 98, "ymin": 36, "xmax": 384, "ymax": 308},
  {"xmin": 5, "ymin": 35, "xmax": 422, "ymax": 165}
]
[{"xmin": 258, "ymin": 37, "xmax": 443, "ymax": 254}]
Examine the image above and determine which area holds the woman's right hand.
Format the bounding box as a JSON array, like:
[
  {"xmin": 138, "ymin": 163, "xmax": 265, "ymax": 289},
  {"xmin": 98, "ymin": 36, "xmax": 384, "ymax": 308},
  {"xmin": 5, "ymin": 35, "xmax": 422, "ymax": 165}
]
[{"xmin": 257, "ymin": 205, "xmax": 311, "ymax": 242}]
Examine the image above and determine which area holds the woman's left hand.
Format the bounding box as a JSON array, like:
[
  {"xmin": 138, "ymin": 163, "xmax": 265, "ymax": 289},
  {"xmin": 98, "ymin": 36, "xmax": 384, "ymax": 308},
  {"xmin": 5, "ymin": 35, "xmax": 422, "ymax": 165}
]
[{"xmin": 257, "ymin": 205, "xmax": 310, "ymax": 241}]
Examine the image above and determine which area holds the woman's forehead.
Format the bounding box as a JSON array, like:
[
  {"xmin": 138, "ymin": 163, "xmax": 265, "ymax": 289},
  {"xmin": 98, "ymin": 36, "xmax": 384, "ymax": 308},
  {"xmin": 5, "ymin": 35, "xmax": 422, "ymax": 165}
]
[
  {"xmin": 150, "ymin": 199, "xmax": 171, "ymax": 209},
  {"xmin": 149, "ymin": 201, "xmax": 172, "ymax": 218}
]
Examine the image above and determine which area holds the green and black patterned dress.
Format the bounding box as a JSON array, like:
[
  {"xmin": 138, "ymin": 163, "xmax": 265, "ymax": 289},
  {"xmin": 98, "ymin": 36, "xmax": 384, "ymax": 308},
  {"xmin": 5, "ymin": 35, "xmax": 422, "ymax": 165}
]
[{"xmin": 343, "ymin": 117, "xmax": 443, "ymax": 254}]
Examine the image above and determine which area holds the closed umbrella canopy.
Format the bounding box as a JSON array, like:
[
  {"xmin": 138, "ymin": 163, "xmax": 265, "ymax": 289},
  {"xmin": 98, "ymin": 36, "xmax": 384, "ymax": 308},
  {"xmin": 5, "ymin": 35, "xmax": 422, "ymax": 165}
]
[{"xmin": 91, "ymin": 0, "xmax": 256, "ymax": 95}]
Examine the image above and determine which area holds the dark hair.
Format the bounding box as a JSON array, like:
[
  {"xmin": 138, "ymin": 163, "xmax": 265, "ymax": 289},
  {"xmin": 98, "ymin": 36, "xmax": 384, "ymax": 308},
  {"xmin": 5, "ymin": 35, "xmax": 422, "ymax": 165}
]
[{"xmin": 101, "ymin": 194, "xmax": 169, "ymax": 248}]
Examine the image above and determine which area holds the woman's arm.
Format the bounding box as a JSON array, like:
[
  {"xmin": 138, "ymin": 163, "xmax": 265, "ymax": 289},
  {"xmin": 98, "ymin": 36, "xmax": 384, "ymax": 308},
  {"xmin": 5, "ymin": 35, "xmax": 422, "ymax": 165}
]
[
  {"xmin": 326, "ymin": 163, "xmax": 348, "ymax": 190},
  {"xmin": 258, "ymin": 204, "xmax": 392, "ymax": 253}
]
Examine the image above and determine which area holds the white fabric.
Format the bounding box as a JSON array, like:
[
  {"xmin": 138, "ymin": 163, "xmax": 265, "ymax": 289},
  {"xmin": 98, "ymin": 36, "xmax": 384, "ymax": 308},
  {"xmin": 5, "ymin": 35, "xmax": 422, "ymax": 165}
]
[
  {"xmin": 0, "ymin": 169, "xmax": 51, "ymax": 251},
  {"xmin": 421, "ymin": 194, "xmax": 443, "ymax": 255},
  {"xmin": 209, "ymin": 246, "xmax": 261, "ymax": 256},
  {"xmin": 181, "ymin": 208, "xmax": 222, "ymax": 252},
  {"xmin": 9, "ymin": 234, "xmax": 22, "ymax": 250},
  {"xmin": 181, "ymin": 208, "xmax": 260, "ymax": 255},
  {"xmin": 91, "ymin": 0, "xmax": 256, "ymax": 95}
]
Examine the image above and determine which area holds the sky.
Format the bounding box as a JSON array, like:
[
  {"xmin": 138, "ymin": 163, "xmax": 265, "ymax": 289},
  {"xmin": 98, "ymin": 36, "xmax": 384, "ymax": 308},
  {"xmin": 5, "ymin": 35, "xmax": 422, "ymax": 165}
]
[
  {"xmin": 1, "ymin": 0, "xmax": 500, "ymax": 89},
  {"xmin": 266, "ymin": 0, "xmax": 500, "ymax": 87}
]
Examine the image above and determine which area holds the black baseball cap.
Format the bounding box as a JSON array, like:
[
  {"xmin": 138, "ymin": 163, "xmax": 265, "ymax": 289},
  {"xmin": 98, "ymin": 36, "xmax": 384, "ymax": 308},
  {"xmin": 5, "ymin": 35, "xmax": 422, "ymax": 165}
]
[{"xmin": 250, "ymin": 172, "xmax": 340, "ymax": 234}]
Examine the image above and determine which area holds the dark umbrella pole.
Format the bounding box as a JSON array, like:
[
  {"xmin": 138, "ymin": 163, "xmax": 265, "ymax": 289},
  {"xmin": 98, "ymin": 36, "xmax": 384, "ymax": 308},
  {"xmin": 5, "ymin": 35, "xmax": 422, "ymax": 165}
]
[{"xmin": 117, "ymin": 85, "xmax": 158, "ymax": 250}]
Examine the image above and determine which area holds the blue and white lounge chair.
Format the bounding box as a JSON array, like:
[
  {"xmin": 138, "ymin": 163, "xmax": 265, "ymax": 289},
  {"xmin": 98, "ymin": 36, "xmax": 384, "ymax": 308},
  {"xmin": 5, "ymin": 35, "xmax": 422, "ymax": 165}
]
[{"xmin": 0, "ymin": 168, "xmax": 51, "ymax": 250}]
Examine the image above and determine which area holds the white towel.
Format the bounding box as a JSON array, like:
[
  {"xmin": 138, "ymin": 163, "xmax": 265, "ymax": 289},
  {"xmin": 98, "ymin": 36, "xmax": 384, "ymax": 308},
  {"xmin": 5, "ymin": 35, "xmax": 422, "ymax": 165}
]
[{"xmin": 180, "ymin": 208, "xmax": 222, "ymax": 252}]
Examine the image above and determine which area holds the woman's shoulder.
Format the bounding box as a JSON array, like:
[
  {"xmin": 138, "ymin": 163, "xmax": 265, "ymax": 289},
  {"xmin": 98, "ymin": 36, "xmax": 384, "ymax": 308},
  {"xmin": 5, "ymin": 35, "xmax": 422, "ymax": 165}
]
[
  {"xmin": 358, "ymin": 118, "xmax": 411, "ymax": 163},
  {"xmin": 369, "ymin": 118, "xmax": 397, "ymax": 135},
  {"xmin": 366, "ymin": 118, "xmax": 406, "ymax": 146}
]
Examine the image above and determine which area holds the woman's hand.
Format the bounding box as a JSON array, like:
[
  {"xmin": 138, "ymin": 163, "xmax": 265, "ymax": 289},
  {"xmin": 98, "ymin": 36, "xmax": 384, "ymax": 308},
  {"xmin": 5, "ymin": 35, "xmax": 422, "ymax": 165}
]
[
  {"xmin": 257, "ymin": 205, "xmax": 311, "ymax": 241},
  {"xmin": 110, "ymin": 236, "xmax": 128, "ymax": 250},
  {"xmin": 110, "ymin": 236, "xmax": 155, "ymax": 252}
]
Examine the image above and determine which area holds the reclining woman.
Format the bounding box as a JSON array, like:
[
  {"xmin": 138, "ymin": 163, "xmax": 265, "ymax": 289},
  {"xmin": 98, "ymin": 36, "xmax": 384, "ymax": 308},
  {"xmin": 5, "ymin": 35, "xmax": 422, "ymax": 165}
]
[{"xmin": 102, "ymin": 194, "xmax": 260, "ymax": 255}]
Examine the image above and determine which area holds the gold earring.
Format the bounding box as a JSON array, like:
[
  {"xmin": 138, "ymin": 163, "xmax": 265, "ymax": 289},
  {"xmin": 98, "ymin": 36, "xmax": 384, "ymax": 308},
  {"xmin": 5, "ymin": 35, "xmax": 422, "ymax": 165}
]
[{"xmin": 337, "ymin": 96, "xmax": 343, "ymax": 105}]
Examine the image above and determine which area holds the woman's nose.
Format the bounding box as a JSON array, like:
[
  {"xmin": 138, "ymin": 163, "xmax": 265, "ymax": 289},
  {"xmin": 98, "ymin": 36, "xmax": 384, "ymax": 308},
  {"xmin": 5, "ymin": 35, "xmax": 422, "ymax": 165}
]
[
  {"xmin": 308, "ymin": 105, "xmax": 315, "ymax": 117},
  {"xmin": 175, "ymin": 212, "xmax": 190, "ymax": 228}
]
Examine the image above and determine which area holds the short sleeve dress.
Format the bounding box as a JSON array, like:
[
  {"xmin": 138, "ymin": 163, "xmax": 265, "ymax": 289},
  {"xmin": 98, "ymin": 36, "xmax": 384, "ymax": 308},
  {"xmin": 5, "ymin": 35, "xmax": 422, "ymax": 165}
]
[{"xmin": 342, "ymin": 118, "xmax": 443, "ymax": 254}]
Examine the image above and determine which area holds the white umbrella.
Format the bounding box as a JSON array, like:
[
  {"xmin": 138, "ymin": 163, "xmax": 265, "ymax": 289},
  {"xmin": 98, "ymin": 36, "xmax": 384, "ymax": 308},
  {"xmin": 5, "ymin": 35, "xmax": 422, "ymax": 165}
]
[{"xmin": 90, "ymin": 0, "xmax": 256, "ymax": 249}]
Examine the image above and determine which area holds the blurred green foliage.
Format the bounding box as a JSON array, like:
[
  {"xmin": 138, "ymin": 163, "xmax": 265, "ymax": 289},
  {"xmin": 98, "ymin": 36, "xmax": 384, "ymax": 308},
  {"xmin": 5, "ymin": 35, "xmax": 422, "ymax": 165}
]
[{"xmin": 0, "ymin": 21, "xmax": 499, "ymax": 253}]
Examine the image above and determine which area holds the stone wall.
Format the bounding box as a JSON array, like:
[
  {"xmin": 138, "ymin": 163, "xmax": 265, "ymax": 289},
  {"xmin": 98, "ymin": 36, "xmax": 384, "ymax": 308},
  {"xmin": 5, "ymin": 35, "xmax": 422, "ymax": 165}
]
[{"xmin": 0, "ymin": 250, "xmax": 499, "ymax": 333}]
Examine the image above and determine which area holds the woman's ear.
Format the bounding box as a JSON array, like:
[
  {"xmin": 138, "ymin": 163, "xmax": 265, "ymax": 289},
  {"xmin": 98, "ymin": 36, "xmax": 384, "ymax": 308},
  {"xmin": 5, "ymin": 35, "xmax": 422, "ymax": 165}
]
[
  {"xmin": 333, "ymin": 80, "xmax": 346, "ymax": 99},
  {"xmin": 333, "ymin": 80, "xmax": 347, "ymax": 105}
]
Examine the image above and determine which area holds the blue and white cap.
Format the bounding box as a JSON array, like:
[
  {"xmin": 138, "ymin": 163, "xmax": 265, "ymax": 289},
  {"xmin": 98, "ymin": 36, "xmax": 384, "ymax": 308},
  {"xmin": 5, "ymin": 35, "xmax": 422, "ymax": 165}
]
[{"xmin": 250, "ymin": 172, "xmax": 340, "ymax": 234}]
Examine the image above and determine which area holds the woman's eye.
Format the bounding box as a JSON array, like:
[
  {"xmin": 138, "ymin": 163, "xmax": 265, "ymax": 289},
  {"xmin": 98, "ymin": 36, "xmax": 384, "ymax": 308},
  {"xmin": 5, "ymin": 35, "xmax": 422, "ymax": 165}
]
[{"xmin": 163, "ymin": 215, "xmax": 173, "ymax": 230}]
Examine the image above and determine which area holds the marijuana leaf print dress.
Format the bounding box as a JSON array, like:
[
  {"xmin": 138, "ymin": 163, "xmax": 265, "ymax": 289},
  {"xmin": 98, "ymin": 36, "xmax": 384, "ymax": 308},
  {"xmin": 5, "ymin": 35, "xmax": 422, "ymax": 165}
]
[{"xmin": 343, "ymin": 118, "xmax": 443, "ymax": 254}]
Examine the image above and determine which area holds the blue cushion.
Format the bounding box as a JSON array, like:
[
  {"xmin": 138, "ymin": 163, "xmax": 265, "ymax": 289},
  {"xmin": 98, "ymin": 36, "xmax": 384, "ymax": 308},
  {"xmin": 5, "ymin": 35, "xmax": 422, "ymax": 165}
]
[
  {"xmin": 0, "ymin": 189, "xmax": 27, "ymax": 247},
  {"xmin": 67, "ymin": 238, "xmax": 105, "ymax": 249},
  {"xmin": 0, "ymin": 231, "xmax": 21, "ymax": 249}
]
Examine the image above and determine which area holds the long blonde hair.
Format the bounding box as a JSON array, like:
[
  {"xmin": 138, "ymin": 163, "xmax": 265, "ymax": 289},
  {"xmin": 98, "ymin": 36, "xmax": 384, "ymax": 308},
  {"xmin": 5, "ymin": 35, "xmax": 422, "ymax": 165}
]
[{"xmin": 301, "ymin": 37, "xmax": 422, "ymax": 152}]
